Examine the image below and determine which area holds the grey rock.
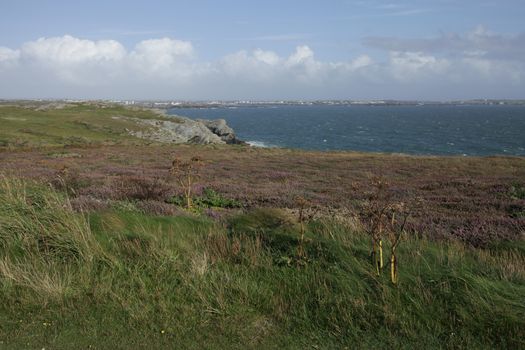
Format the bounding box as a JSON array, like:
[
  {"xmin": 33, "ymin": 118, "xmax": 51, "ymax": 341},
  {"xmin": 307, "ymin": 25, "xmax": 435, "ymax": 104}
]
[
  {"xmin": 116, "ymin": 113, "xmax": 243, "ymax": 145},
  {"xmin": 198, "ymin": 118, "xmax": 243, "ymax": 144},
  {"xmin": 118, "ymin": 116, "xmax": 225, "ymax": 144}
]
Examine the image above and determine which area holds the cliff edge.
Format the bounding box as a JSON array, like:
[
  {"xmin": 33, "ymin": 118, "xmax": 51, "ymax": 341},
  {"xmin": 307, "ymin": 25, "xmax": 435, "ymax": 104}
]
[{"xmin": 120, "ymin": 114, "xmax": 243, "ymax": 145}]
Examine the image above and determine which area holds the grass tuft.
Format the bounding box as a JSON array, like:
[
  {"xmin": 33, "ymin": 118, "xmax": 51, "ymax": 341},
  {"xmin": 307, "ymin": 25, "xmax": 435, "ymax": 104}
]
[{"xmin": 0, "ymin": 176, "xmax": 101, "ymax": 301}]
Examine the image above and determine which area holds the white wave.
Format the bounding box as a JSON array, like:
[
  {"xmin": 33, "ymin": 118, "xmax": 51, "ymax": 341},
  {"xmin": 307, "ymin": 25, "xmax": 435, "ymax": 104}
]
[{"xmin": 247, "ymin": 140, "xmax": 277, "ymax": 148}]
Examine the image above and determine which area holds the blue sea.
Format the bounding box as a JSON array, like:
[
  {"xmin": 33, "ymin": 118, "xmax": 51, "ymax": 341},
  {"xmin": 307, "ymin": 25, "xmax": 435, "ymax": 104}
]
[{"xmin": 168, "ymin": 105, "xmax": 525, "ymax": 156}]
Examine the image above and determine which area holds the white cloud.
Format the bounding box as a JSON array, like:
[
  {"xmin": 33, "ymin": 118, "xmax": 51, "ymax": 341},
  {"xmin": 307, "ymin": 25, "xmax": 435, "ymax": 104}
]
[
  {"xmin": 253, "ymin": 49, "xmax": 280, "ymax": 65},
  {"xmin": 0, "ymin": 47, "xmax": 20, "ymax": 70},
  {"xmin": 4, "ymin": 35, "xmax": 197, "ymax": 84},
  {"xmin": 389, "ymin": 51, "xmax": 450, "ymax": 80},
  {"xmin": 0, "ymin": 29, "xmax": 524, "ymax": 99},
  {"xmin": 462, "ymin": 57, "xmax": 524, "ymax": 83},
  {"xmin": 14, "ymin": 35, "xmax": 126, "ymax": 84},
  {"xmin": 220, "ymin": 46, "xmax": 320, "ymax": 83},
  {"xmin": 286, "ymin": 45, "xmax": 314, "ymax": 66},
  {"xmin": 284, "ymin": 46, "xmax": 323, "ymax": 83},
  {"xmin": 21, "ymin": 35, "xmax": 126, "ymax": 64},
  {"xmin": 220, "ymin": 50, "xmax": 272, "ymax": 80},
  {"xmin": 129, "ymin": 38, "xmax": 194, "ymax": 76},
  {"xmin": 0, "ymin": 47, "xmax": 20, "ymax": 62},
  {"xmin": 348, "ymin": 55, "xmax": 373, "ymax": 70}
]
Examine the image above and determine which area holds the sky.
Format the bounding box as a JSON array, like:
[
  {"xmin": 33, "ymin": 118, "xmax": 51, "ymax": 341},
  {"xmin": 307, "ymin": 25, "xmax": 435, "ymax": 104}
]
[{"xmin": 0, "ymin": 0, "xmax": 524, "ymax": 100}]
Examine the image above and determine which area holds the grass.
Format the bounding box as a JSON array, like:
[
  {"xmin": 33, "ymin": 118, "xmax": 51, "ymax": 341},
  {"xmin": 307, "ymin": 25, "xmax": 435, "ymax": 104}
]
[
  {"xmin": 0, "ymin": 103, "xmax": 175, "ymax": 149},
  {"xmin": 0, "ymin": 178, "xmax": 524, "ymax": 349},
  {"xmin": 0, "ymin": 102, "xmax": 524, "ymax": 348},
  {"xmin": 168, "ymin": 188, "xmax": 242, "ymax": 210}
]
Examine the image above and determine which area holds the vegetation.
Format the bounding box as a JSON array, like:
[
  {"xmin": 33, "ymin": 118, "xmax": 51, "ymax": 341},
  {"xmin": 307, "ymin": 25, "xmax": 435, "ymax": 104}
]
[
  {"xmin": 168, "ymin": 188, "xmax": 242, "ymax": 210},
  {"xmin": 0, "ymin": 103, "xmax": 173, "ymax": 149},
  {"xmin": 0, "ymin": 103, "xmax": 524, "ymax": 348},
  {"xmin": 169, "ymin": 156, "xmax": 204, "ymax": 209},
  {"xmin": 0, "ymin": 178, "xmax": 523, "ymax": 348}
]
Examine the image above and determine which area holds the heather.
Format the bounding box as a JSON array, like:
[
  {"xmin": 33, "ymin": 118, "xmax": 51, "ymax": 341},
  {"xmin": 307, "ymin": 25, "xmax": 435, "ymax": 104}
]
[
  {"xmin": 2, "ymin": 143, "xmax": 523, "ymax": 247},
  {"xmin": 0, "ymin": 103, "xmax": 524, "ymax": 348}
]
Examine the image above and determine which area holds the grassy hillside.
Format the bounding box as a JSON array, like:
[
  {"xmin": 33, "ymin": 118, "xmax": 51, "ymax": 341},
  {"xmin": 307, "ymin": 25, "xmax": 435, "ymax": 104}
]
[
  {"xmin": 0, "ymin": 103, "xmax": 170, "ymax": 148},
  {"xmin": 0, "ymin": 178, "xmax": 523, "ymax": 349},
  {"xmin": 0, "ymin": 103, "xmax": 524, "ymax": 348}
]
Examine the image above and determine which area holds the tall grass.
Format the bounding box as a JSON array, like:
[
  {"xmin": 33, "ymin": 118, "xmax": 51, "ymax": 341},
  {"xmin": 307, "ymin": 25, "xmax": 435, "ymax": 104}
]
[
  {"xmin": 0, "ymin": 176, "xmax": 100, "ymax": 300},
  {"xmin": 0, "ymin": 179, "xmax": 524, "ymax": 348}
]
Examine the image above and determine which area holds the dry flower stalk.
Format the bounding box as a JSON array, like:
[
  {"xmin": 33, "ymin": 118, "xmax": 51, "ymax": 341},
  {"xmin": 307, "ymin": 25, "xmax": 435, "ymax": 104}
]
[{"xmin": 170, "ymin": 156, "xmax": 203, "ymax": 209}]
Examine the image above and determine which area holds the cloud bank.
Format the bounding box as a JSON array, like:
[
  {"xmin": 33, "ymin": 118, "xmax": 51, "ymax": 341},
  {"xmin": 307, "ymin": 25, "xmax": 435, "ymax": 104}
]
[{"xmin": 1, "ymin": 27, "xmax": 524, "ymax": 100}]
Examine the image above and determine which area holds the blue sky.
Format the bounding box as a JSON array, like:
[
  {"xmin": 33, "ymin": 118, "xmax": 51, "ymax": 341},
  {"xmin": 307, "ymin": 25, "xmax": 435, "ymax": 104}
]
[{"xmin": 0, "ymin": 0, "xmax": 524, "ymax": 99}]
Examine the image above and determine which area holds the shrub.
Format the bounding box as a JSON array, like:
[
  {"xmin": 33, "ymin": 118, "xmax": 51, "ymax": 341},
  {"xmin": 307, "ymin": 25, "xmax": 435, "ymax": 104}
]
[
  {"xmin": 194, "ymin": 188, "xmax": 242, "ymax": 208},
  {"xmin": 49, "ymin": 165, "xmax": 90, "ymax": 196},
  {"xmin": 509, "ymin": 183, "xmax": 525, "ymax": 200},
  {"xmin": 112, "ymin": 175, "xmax": 171, "ymax": 201},
  {"xmin": 168, "ymin": 188, "xmax": 241, "ymax": 210}
]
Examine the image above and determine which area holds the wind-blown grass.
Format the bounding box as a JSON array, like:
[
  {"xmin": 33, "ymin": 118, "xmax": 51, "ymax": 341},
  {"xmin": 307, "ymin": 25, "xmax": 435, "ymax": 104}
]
[
  {"xmin": 0, "ymin": 176, "xmax": 101, "ymax": 302},
  {"xmin": 0, "ymin": 178, "xmax": 524, "ymax": 348}
]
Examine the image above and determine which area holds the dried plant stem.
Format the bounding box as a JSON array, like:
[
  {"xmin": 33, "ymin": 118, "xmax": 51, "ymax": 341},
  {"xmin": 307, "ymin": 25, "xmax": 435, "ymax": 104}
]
[
  {"xmin": 186, "ymin": 173, "xmax": 192, "ymax": 209},
  {"xmin": 390, "ymin": 253, "xmax": 398, "ymax": 284},
  {"xmin": 298, "ymin": 202, "xmax": 305, "ymax": 259},
  {"xmin": 295, "ymin": 196, "xmax": 312, "ymax": 261},
  {"xmin": 389, "ymin": 213, "xmax": 408, "ymax": 285},
  {"xmin": 379, "ymin": 239, "xmax": 384, "ymax": 270},
  {"xmin": 170, "ymin": 156, "xmax": 203, "ymax": 210}
]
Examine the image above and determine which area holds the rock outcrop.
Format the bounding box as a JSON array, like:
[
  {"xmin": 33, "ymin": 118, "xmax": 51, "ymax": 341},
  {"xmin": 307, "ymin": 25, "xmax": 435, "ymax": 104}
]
[
  {"xmin": 198, "ymin": 118, "xmax": 243, "ymax": 144},
  {"xmin": 117, "ymin": 115, "xmax": 242, "ymax": 145}
]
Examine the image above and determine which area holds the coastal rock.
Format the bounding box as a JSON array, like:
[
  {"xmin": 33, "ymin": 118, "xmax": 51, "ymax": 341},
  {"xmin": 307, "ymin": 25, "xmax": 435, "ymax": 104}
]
[
  {"xmin": 116, "ymin": 111, "xmax": 243, "ymax": 145},
  {"xmin": 123, "ymin": 116, "xmax": 225, "ymax": 144},
  {"xmin": 198, "ymin": 118, "xmax": 243, "ymax": 144}
]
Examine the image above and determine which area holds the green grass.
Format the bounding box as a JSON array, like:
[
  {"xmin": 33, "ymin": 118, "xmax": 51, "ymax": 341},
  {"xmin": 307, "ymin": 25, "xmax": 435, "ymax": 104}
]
[
  {"xmin": 0, "ymin": 178, "xmax": 524, "ymax": 349},
  {"xmin": 0, "ymin": 103, "xmax": 172, "ymax": 149},
  {"xmin": 168, "ymin": 188, "xmax": 242, "ymax": 210},
  {"xmin": 509, "ymin": 183, "xmax": 525, "ymax": 200}
]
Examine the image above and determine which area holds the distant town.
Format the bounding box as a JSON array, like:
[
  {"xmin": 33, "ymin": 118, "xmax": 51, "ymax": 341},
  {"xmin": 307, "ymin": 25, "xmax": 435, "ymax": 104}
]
[{"xmin": 1, "ymin": 99, "xmax": 525, "ymax": 109}]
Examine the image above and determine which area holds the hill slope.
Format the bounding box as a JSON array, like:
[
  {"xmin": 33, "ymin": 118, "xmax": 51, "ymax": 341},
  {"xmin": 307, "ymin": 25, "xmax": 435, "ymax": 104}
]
[{"xmin": 0, "ymin": 102, "xmax": 524, "ymax": 348}]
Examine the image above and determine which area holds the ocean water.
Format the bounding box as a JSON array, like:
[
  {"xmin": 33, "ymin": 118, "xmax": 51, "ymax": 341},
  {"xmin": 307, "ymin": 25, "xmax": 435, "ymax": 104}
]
[{"xmin": 168, "ymin": 105, "xmax": 525, "ymax": 156}]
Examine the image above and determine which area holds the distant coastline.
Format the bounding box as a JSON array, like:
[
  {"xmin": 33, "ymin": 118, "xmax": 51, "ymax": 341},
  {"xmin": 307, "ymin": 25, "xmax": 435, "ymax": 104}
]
[
  {"xmin": 118, "ymin": 99, "xmax": 525, "ymax": 109},
  {"xmin": 3, "ymin": 98, "xmax": 525, "ymax": 110}
]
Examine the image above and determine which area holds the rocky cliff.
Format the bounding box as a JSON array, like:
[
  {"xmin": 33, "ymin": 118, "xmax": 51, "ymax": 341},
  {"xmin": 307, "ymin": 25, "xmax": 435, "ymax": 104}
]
[
  {"xmin": 119, "ymin": 114, "xmax": 243, "ymax": 145},
  {"xmin": 197, "ymin": 118, "xmax": 243, "ymax": 144}
]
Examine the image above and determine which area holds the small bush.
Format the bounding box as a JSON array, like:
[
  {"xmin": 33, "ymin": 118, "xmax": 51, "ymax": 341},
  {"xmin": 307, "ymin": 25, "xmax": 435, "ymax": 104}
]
[
  {"xmin": 168, "ymin": 188, "xmax": 241, "ymax": 209},
  {"xmin": 509, "ymin": 183, "xmax": 525, "ymax": 200},
  {"xmin": 195, "ymin": 188, "xmax": 242, "ymax": 208},
  {"xmin": 49, "ymin": 166, "xmax": 90, "ymax": 196},
  {"xmin": 112, "ymin": 175, "xmax": 171, "ymax": 201}
]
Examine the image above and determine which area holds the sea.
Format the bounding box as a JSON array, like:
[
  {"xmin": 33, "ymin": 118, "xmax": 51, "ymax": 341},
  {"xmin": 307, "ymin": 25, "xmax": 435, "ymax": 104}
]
[{"xmin": 167, "ymin": 104, "xmax": 525, "ymax": 156}]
